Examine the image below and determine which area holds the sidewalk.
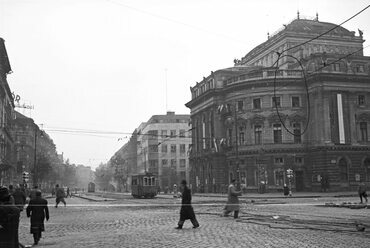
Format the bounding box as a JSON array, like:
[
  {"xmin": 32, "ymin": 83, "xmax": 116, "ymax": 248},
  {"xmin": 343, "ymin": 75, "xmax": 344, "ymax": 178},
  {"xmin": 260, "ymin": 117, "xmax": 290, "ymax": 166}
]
[{"xmin": 193, "ymin": 191, "xmax": 358, "ymax": 199}]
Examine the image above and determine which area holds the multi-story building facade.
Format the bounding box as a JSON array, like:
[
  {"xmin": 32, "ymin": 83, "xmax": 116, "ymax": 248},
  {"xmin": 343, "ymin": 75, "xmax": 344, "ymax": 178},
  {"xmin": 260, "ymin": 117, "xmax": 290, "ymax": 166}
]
[
  {"xmin": 136, "ymin": 111, "xmax": 191, "ymax": 191},
  {"xmin": 0, "ymin": 38, "xmax": 15, "ymax": 185},
  {"xmin": 186, "ymin": 16, "xmax": 370, "ymax": 192},
  {"xmin": 109, "ymin": 131, "xmax": 137, "ymax": 192},
  {"xmin": 12, "ymin": 111, "xmax": 35, "ymax": 183},
  {"xmin": 75, "ymin": 164, "xmax": 95, "ymax": 190}
]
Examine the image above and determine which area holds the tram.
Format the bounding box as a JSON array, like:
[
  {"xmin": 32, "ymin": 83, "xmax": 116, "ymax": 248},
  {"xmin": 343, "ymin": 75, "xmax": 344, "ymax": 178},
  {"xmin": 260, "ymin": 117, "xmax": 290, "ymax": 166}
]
[{"xmin": 131, "ymin": 172, "xmax": 158, "ymax": 198}]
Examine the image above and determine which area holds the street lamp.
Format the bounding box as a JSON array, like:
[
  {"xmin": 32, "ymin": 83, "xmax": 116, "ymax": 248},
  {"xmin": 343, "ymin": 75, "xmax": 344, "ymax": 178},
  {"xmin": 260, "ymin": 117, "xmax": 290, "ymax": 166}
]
[{"xmin": 286, "ymin": 168, "xmax": 294, "ymax": 197}]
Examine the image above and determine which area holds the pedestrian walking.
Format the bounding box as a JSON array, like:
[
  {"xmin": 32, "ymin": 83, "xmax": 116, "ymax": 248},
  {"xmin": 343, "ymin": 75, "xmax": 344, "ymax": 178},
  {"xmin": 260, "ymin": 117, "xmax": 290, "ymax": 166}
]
[
  {"xmin": 55, "ymin": 184, "xmax": 66, "ymax": 208},
  {"xmin": 223, "ymin": 179, "xmax": 242, "ymax": 219},
  {"xmin": 175, "ymin": 180, "xmax": 200, "ymax": 229},
  {"xmin": 358, "ymin": 181, "xmax": 368, "ymax": 204},
  {"xmin": 0, "ymin": 186, "xmax": 21, "ymax": 248},
  {"xmin": 66, "ymin": 187, "xmax": 70, "ymax": 198},
  {"xmin": 11, "ymin": 185, "xmax": 26, "ymax": 211},
  {"xmin": 29, "ymin": 185, "xmax": 40, "ymax": 201},
  {"xmin": 26, "ymin": 191, "xmax": 49, "ymax": 245}
]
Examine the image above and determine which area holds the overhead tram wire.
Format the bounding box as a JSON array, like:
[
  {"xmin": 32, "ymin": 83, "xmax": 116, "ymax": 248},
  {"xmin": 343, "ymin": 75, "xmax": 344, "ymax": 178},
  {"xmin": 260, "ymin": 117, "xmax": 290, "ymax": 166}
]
[
  {"xmin": 105, "ymin": 0, "xmax": 248, "ymax": 45},
  {"xmin": 43, "ymin": 126, "xmax": 194, "ymax": 139},
  {"xmin": 273, "ymin": 44, "xmax": 370, "ymax": 93}
]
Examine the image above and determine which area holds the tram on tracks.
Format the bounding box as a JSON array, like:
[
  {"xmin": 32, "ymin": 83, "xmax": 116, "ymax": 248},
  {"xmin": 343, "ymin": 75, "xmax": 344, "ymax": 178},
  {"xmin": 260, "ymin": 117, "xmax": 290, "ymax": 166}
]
[{"xmin": 131, "ymin": 172, "xmax": 158, "ymax": 198}]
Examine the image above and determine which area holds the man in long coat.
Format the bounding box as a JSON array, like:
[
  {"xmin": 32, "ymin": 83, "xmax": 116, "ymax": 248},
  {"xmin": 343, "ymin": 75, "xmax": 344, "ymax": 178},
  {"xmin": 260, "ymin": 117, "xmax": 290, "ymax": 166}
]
[
  {"xmin": 26, "ymin": 191, "xmax": 49, "ymax": 245},
  {"xmin": 223, "ymin": 179, "xmax": 242, "ymax": 218},
  {"xmin": 0, "ymin": 186, "xmax": 20, "ymax": 248},
  {"xmin": 175, "ymin": 180, "xmax": 200, "ymax": 229}
]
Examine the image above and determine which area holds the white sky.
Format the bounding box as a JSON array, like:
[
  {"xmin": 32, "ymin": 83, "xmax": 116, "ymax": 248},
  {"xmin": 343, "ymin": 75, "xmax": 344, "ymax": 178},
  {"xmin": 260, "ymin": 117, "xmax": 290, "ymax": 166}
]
[{"xmin": 1, "ymin": 0, "xmax": 369, "ymax": 170}]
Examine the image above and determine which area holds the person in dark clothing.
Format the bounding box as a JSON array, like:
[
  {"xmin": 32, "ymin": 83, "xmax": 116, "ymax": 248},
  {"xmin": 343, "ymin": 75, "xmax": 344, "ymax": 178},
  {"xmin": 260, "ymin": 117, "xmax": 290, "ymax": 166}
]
[
  {"xmin": 0, "ymin": 186, "xmax": 21, "ymax": 248},
  {"xmin": 26, "ymin": 191, "xmax": 49, "ymax": 245},
  {"xmin": 358, "ymin": 182, "xmax": 368, "ymax": 204},
  {"xmin": 223, "ymin": 179, "xmax": 242, "ymax": 219},
  {"xmin": 11, "ymin": 185, "xmax": 26, "ymax": 211},
  {"xmin": 175, "ymin": 180, "xmax": 199, "ymax": 229},
  {"xmin": 29, "ymin": 185, "xmax": 40, "ymax": 201},
  {"xmin": 55, "ymin": 184, "xmax": 66, "ymax": 208}
]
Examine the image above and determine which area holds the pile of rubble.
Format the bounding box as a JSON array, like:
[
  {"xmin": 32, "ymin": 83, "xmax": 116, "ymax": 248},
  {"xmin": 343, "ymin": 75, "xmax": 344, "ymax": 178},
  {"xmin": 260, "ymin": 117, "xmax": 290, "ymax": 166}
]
[{"xmin": 324, "ymin": 202, "xmax": 369, "ymax": 209}]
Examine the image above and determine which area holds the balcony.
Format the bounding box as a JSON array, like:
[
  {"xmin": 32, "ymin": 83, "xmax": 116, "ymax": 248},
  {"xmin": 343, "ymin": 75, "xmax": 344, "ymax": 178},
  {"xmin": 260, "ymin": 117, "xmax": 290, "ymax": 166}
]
[{"xmin": 225, "ymin": 69, "xmax": 303, "ymax": 86}]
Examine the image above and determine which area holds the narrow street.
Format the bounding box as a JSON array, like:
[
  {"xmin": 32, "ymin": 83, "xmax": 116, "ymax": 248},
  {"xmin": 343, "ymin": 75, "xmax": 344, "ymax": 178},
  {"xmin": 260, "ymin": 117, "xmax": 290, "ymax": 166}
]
[{"xmin": 17, "ymin": 194, "xmax": 370, "ymax": 247}]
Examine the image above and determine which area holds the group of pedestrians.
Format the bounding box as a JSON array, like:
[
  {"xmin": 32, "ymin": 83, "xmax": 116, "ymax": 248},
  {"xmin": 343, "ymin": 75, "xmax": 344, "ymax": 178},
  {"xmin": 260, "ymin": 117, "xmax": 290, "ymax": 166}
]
[
  {"xmin": 175, "ymin": 178, "xmax": 242, "ymax": 230},
  {"xmin": 0, "ymin": 183, "xmax": 70, "ymax": 247}
]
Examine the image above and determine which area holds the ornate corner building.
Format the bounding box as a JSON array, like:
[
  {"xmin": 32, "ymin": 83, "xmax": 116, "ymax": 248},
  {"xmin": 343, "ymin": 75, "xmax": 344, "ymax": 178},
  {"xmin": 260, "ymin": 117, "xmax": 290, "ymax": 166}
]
[{"xmin": 186, "ymin": 16, "xmax": 370, "ymax": 193}]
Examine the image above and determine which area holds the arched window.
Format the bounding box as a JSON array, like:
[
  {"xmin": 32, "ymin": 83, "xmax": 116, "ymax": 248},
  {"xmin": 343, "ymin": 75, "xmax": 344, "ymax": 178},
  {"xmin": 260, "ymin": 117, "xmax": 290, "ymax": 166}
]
[
  {"xmin": 338, "ymin": 158, "xmax": 348, "ymax": 182},
  {"xmin": 364, "ymin": 158, "xmax": 370, "ymax": 181}
]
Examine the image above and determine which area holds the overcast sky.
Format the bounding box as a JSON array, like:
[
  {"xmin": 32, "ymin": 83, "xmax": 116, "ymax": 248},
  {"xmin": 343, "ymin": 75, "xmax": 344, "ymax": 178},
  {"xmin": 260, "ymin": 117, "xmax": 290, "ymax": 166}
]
[{"xmin": 1, "ymin": 0, "xmax": 369, "ymax": 170}]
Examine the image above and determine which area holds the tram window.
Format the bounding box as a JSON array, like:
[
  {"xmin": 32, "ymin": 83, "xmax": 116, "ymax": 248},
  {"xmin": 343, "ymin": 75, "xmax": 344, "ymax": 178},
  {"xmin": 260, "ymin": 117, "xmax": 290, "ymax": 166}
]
[
  {"xmin": 132, "ymin": 179, "xmax": 137, "ymax": 185},
  {"xmin": 144, "ymin": 177, "xmax": 148, "ymax": 186}
]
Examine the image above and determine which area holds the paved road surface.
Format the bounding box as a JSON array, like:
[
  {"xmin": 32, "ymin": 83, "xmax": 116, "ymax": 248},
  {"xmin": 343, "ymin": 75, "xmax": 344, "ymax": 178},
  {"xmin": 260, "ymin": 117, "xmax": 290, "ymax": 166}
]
[{"xmin": 18, "ymin": 195, "xmax": 369, "ymax": 247}]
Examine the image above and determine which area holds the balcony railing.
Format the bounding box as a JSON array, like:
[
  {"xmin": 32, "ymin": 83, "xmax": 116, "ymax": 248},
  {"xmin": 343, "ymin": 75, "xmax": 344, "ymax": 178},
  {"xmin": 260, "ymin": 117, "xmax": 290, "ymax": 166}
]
[{"xmin": 225, "ymin": 69, "xmax": 303, "ymax": 86}]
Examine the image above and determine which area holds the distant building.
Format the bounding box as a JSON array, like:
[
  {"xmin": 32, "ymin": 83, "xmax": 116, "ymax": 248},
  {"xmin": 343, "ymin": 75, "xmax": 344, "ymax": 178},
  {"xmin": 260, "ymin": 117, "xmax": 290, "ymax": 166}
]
[
  {"xmin": 112, "ymin": 112, "xmax": 191, "ymax": 192},
  {"xmin": 0, "ymin": 38, "xmax": 15, "ymax": 185},
  {"xmin": 109, "ymin": 131, "xmax": 137, "ymax": 192},
  {"xmin": 186, "ymin": 16, "xmax": 370, "ymax": 192},
  {"xmin": 75, "ymin": 164, "xmax": 95, "ymax": 190},
  {"xmin": 136, "ymin": 111, "xmax": 191, "ymax": 190}
]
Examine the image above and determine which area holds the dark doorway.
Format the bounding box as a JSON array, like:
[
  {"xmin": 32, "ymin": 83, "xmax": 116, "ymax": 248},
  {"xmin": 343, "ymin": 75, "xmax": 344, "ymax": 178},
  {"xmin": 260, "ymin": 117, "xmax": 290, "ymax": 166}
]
[{"xmin": 295, "ymin": 171, "xmax": 304, "ymax": 192}]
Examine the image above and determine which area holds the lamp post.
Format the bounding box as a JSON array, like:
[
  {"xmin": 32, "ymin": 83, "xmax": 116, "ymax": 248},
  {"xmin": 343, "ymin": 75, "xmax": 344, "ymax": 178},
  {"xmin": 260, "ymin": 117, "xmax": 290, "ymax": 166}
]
[{"xmin": 286, "ymin": 168, "xmax": 294, "ymax": 197}]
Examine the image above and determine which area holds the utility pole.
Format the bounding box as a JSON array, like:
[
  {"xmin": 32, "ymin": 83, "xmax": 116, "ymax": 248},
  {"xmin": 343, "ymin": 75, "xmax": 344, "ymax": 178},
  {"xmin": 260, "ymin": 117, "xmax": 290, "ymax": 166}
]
[
  {"xmin": 33, "ymin": 126, "xmax": 37, "ymax": 187},
  {"xmin": 234, "ymin": 103, "xmax": 241, "ymax": 190}
]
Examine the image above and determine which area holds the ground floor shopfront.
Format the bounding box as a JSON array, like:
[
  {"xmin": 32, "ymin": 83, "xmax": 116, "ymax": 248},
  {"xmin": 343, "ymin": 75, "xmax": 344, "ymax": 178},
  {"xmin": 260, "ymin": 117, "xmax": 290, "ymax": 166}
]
[{"xmin": 189, "ymin": 145, "xmax": 370, "ymax": 193}]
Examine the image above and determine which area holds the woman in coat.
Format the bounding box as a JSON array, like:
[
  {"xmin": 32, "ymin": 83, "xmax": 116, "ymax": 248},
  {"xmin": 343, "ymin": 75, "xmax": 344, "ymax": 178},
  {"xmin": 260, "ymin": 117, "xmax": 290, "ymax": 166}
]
[
  {"xmin": 175, "ymin": 180, "xmax": 200, "ymax": 229},
  {"xmin": 26, "ymin": 191, "xmax": 49, "ymax": 245},
  {"xmin": 223, "ymin": 179, "xmax": 242, "ymax": 218}
]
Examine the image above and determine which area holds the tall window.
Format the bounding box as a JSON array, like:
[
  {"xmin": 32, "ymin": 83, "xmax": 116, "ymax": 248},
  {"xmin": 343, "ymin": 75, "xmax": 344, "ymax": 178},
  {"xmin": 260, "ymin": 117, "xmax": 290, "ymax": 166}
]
[
  {"xmin": 360, "ymin": 122, "xmax": 368, "ymax": 142},
  {"xmin": 171, "ymin": 159, "xmax": 177, "ymax": 168},
  {"xmin": 162, "ymin": 159, "xmax": 168, "ymax": 167},
  {"xmin": 253, "ymin": 98, "xmax": 261, "ymax": 109},
  {"xmin": 332, "ymin": 63, "xmax": 340, "ymax": 72},
  {"xmin": 272, "ymin": 96, "xmax": 281, "ymax": 108},
  {"xmin": 180, "ymin": 144, "xmax": 186, "ymax": 154},
  {"xmin": 293, "ymin": 123, "xmax": 302, "ymax": 144},
  {"xmin": 179, "ymin": 129, "xmax": 185, "ymax": 137},
  {"xmin": 292, "ymin": 97, "xmax": 300, "ymax": 108},
  {"xmin": 227, "ymin": 128, "xmax": 233, "ymax": 146},
  {"xmin": 273, "ymin": 124, "xmax": 282, "ymax": 144},
  {"xmin": 161, "ymin": 144, "xmax": 167, "ymax": 153},
  {"xmin": 274, "ymin": 169, "xmax": 285, "ymax": 186},
  {"xmin": 170, "ymin": 130, "xmax": 176, "ymax": 137},
  {"xmin": 338, "ymin": 158, "xmax": 348, "ymax": 182},
  {"xmin": 358, "ymin": 95, "xmax": 365, "ymax": 106},
  {"xmin": 237, "ymin": 100, "xmax": 244, "ymax": 111},
  {"xmin": 171, "ymin": 144, "xmax": 177, "ymax": 153},
  {"xmin": 238, "ymin": 126, "xmax": 245, "ymax": 145},
  {"xmin": 254, "ymin": 125, "xmax": 262, "ymax": 144},
  {"xmin": 149, "ymin": 145, "xmax": 158, "ymax": 152},
  {"xmin": 161, "ymin": 130, "xmax": 167, "ymax": 138}
]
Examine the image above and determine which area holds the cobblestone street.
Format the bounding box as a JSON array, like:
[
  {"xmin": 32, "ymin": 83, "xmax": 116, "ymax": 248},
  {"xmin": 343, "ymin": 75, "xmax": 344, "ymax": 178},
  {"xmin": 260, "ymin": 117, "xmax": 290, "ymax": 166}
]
[{"xmin": 16, "ymin": 194, "xmax": 370, "ymax": 247}]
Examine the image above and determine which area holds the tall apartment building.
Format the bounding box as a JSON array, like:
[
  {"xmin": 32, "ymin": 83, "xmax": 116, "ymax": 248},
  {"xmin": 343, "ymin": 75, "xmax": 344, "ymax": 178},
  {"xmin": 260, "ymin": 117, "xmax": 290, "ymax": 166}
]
[
  {"xmin": 136, "ymin": 111, "xmax": 191, "ymax": 191},
  {"xmin": 0, "ymin": 38, "xmax": 15, "ymax": 185},
  {"xmin": 186, "ymin": 15, "xmax": 370, "ymax": 192}
]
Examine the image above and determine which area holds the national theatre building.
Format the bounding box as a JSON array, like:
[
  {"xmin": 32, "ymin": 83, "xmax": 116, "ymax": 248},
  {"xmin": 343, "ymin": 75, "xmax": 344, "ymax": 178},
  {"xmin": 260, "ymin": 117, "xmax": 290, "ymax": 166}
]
[{"xmin": 185, "ymin": 15, "xmax": 370, "ymax": 193}]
